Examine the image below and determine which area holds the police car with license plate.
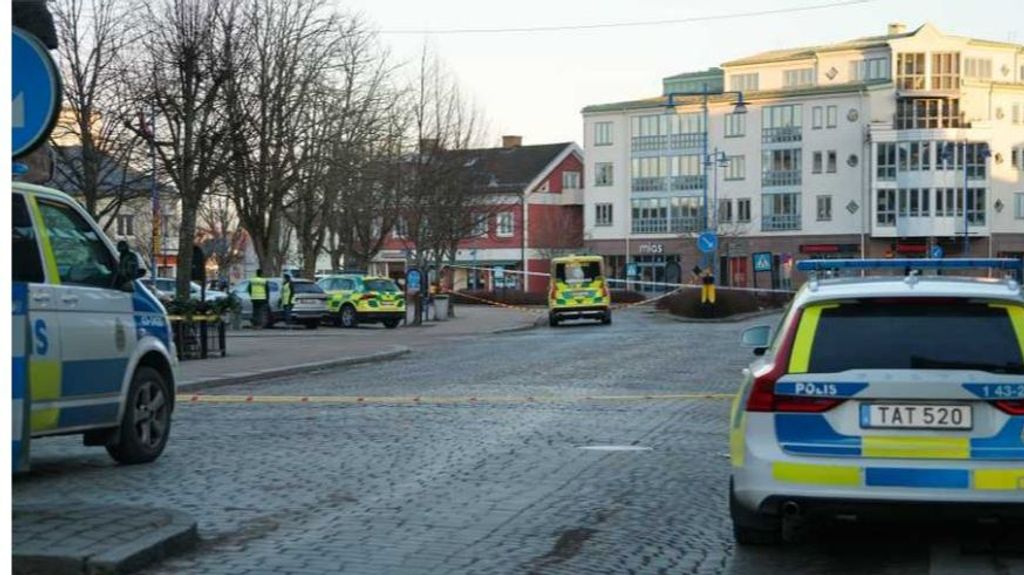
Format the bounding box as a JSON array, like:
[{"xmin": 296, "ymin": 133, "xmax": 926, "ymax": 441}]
[
  {"xmin": 12, "ymin": 182, "xmax": 178, "ymax": 471},
  {"xmin": 729, "ymin": 259, "xmax": 1024, "ymax": 544}
]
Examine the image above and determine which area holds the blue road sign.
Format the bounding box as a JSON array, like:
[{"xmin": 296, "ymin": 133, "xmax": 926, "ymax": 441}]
[
  {"xmin": 697, "ymin": 231, "xmax": 718, "ymax": 254},
  {"xmin": 406, "ymin": 269, "xmax": 421, "ymax": 292},
  {"xmin": 930, "ymin": 245, "xmax": 944, "ymax": 259},
  {"xmin": 12, "ymin": 27, "xmax": 62, "ymax": 158},
  {"xmin": 626, "ymin": 263, "xmax": 638, "ymax": 277},
  {"xmin": 752, "ymin": 252, "xmax": 773, "ymax": 273}
]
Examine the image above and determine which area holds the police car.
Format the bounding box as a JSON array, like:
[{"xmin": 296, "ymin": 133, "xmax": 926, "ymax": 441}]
[
  {"xmin": 729, "ymin": 259, "xmax": 1024, "ymax": 544},
  {"xmin": 12, "ymin": 182, "xmax": 178, "ymax": 470}
]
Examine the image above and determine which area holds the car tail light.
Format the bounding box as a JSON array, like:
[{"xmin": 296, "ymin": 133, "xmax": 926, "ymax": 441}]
[
  {"xmin": 601, "ymin": 285, "xmax": 610, "ymax": 299},
  {"xmin": 549, "ymin": 285, "xmax": 557, "ymax": 300},
  {"xmin": 994, "ymin": 400, "xmax": 1024, "ymax": 415}
]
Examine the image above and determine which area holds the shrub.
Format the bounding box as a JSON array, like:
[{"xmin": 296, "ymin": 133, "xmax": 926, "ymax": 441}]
[
  {"xmin": 610, "ymin": 289, "xmax": 646, "ymax": 304},
  {"xmin": 656, "ymin": 287, "xmax": 791, "ymax": 318}
]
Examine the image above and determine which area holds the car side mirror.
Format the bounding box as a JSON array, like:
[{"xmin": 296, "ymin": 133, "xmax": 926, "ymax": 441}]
[
  {"xmin": 115, "ymin": 248, "xmax": 146, "ymax": 291},
  {"xmin": 740, "ymin": 325, "xmax": 771, "ymax": 356}
]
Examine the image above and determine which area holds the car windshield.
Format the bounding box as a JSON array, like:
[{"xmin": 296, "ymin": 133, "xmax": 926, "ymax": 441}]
[
  {"xmin": 555, "ymin": 261, "xmax": 601, "ymax": 285},
  {"xmin": 365, "ymin": 279, "xmax": 399, "ymax": 293},
  {"xmin": 291, "ymin": 282, "xmax": 323, "ymax": 294},
  {"xmin": 805, "ymin": 299, "xmax": 1024, "ymax": 374}
]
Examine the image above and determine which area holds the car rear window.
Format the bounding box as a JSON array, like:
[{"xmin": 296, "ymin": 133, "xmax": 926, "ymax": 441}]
[
  {"xmin": 805, "ymin": 300, "xmax": 1024, "ymax": 374},
  {"xmin": 292, "ymin": 282, "xmax": 323, "ymax": 294},
  {"xmin": 555, "ymin": 262, "xmax": 601, "ymax": 284},
  {"xmin": 365, "ymin": 279, "xmax": 399, "ymax": 293}
]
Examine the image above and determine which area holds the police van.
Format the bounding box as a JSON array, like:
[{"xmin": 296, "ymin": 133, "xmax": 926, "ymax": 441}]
[{"xmin": 12, "ymin": 182, "xmax": 178, "ymax": 471}]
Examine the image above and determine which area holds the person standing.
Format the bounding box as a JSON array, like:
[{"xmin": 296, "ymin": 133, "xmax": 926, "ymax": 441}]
[
  {"xmin": 249, "ymin": 269, "xmax": 269, "ymax": 329},
  {"xmin": 281, "ymin": 273, "xmax": 295, "ymax": 327}
]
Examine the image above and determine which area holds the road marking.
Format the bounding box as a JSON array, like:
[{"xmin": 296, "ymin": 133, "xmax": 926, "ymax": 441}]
[
  {"xmin": 182, "ymin": 392, "xmax": 734, "ymax": 406},
  {"xmin": 577, "ymin": 445, "xmax": 652, "ymax": 452}
]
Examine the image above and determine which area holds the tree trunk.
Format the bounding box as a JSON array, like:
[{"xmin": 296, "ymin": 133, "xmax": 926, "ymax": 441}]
[{"xmin": 175, "ymin": 200, "xmax": 199, "ymax": 300}]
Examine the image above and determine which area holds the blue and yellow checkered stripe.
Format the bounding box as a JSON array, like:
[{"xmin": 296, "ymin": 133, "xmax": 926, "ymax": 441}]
[{"xmin": 773, "ymin": 462, "xmax": 1024, "ymax": 490}]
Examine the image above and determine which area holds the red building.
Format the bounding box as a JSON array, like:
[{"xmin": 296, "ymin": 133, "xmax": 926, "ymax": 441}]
[{"xmin": 376, "ymin": 136, "xmax": 584, "ymax": 293}]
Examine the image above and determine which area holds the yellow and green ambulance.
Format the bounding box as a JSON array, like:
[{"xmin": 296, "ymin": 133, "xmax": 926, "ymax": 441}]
[
  {"xmin": 547, "ymin": 255, "xmax": 612, "ymax": 327},
  {"xmin": 317, "ymin": 274, "xmax": 405, "ymax": 329}
]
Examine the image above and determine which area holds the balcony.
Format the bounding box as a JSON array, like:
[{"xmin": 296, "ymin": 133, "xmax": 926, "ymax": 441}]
[
  {"xmin": 761, "ymin": 170, "xmax": 801, "ymax": 187},
  {"xmin": 669, "ymin": 133, "xmax": 704, "ymax": 150},
  {"xmin": 632, "ymin": 219, "xmax": 668, "ymax": 234},
  {"xmin": 761, "ymin": 126, "xmax": 802, "ymax": 144},
  {"xmin": 670, "ymin": 216, "xmax": 701, "ymax": 233},
  {"xmin": 762, "ymin": 214, "xmax": 801, "ymax": 231},
  {"xmin": 669, "ymin": 175, "xmax": 704, "ymax": 191},
  {"xmin": 632, "ymin": 177, "xmax": 667, "ymax": 192},
  {"xmin": 631, "ymin": 135, "xmax": 668, "ymax": 152},
  {"xmin": 631, "ymin": 133, "xmax": 706, "ymax": 153}
]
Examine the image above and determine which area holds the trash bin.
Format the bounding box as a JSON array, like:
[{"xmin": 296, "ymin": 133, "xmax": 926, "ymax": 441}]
[{"xmin": 433, "ymin": 295, "xmax": 449, "ymax": 321}]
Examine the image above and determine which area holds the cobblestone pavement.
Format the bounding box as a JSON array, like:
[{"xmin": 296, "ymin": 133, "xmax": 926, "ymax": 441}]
[{"xmin": 13, "ymin": 310, "xmax": 1024, "ymax": 574}]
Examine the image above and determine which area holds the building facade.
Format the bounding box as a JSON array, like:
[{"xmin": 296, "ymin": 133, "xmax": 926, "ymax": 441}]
[{"xmin": 582, "ymin": 23, "xmax": 1024, "ymax": 289}]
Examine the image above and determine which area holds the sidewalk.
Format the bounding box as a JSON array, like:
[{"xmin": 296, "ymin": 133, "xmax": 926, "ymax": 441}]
[{"xmin": 179, "ymin": 305, "xmax": 540, "ymax": 390}]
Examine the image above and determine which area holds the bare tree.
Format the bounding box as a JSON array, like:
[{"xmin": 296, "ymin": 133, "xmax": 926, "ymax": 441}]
[
  {"xmin": 197, "ymin": 193, "xmax": 248, "ymax": 283},
  {"xmin": 126, "ymin": 0, "xmax": 240, "ymax": 299},
  {"xmin": 49, "ymin": 0, "xmax": 148, "ymax": 224}
]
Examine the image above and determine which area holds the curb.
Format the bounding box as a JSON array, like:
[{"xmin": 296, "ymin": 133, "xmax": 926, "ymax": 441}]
[
  {"xmin": 658, "ymin": 308, "xmax": 784, "ymax": 324},
  {"xmin": 177, "ymin": 346, "xmax": 411, "ymax": 392},
  {"xmin": 491, "ymin": 316, "xmax": 546, "ymax": 334},
  {"xmin": 13, "ymin": 506, "xmax": 197, "ymax": 575}
]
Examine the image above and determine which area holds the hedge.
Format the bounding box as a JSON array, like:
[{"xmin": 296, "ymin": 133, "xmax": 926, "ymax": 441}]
[{"xmin": 655, "ymin": 287, "xmax": 791, "ymax": 318}]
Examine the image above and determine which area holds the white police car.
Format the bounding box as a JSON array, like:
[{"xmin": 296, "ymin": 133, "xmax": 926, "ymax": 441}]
[
  {"xmin": 12, "ymin": 182, "xmax": 178, "ymax": 470},
  {"xmin": 729, "ymin": 259, "xmax": 1024, "ymax": 544}
]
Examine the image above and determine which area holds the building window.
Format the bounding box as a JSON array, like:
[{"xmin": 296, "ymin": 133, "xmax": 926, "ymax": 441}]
[
  {"xmin": 964, "ymin": 57, "xmax": 992, "ymax": 80},
  {"xmin": 116, "ymin": 214, "xmax": 134, "ymax": 237},
  {"xmin": 895, "ymin": 98, "xmax": 961, "ymax": 129},
  {"xmin": 718, "ymin": 199, "xmax": 733, "ymax": 224},
  {"xmin": 724, "ymin": 155, "xmax": 745, "ymax": 181},
  {"xmin": 934, "ymin": 188, "xmax": 964, "ymax": 217},
  {"xmin": 812, "ymin": 151, "xmax": 823, "ymax": 174},
  {"xmin": 667, "ymin": 113, "xmax": 705, "ymax": 149},
  {"xmin": 816, "ymin": 195, "xmax": 832, "ymax": 221},
  {"xmin": 1012, "ymin": 147, "xmax": 1024, "ymax": 170},
  {"xmin": 762, "ymin": 192, "xmax": 801, "ymax": 231},
  {"xmin": 1014, "ymin": 193, "xmax": 1024, "ymax": 220},
  {"xmin": 724, "ymin": 113, "xmax": 746, "ymax": 138},
  {"xmin": 1013, "ymin": 103, "xmax": 1021, "ymax": 125},
  {"xmin": 826, "ymin": 105, "xmax": 838, "ymax": 128},
  {"xmin": 670, "ymin": 197, "xmax": 702, "ymax": 233},
  {"xmin": 730, "ymin": 73, "xmax": 759, "ymax": 92},
  {"xmin": 877, "ymin": 143, "xmax": 897, "ymax": 180},
  {"xmin": 897, "ymin": 188, "xmax": 930, "ymax": 217},
  {"xmin": 631, "ymin": 198, "xmax": 669, "ymax": 234},
  {"xmin": 631, "ymin": 157, "xmax": 668, "ymax": 192},
  {"xmin": 668, "ymin": 155, "xmax": 704, "ymax": 191},
  {"xmin": 631, "ymin": 115, "xmax": 667, "ymax": 152},
  {"xmin": 594, "ymin": 121, "xmax": 613, "ymax": 146},
  {"xmin": 737, "ymin": 198, "xmax": 751, "ymax": 223},
  {"xmin": 965, "ymin": 143, "xmax": 988, "ymax": 179},
  {"xmin": 898, "ymin": 142, "xmax": 932, "ymax": 172},
  {"xmin": 931, "ymin": 52, "xmax": 960, "ymax": 90},
  {"xmin": 896, "ymin": 53, "xmax": 926, "ymax": 90},
  {"xmin": 762, "ymin": 149, "xmax": 802, "ymax": 186},
  {"xmin": 812, "ymin": 106, "xmax": 823, "ymax": 129},
  {"xmin": 595, "ymin": 203, "xmax": 613, "ymax": 226},
  {"xmin": 562, "ymin": 171, "xmax": 581, "ymax": 189},
  {"xmin": 876, "ymin": 189, "xmax": 896, "ymax": 226},
  {"xmin": 595, "ymin": 162, "xmax": 614, "ymax": 186},
  {"xmin": 967, "ymin": 188, "xmax": 986, "ymax": 225},
  {"xmin": 827, "ymin": 150, "xmax": 837, "ymax": 174},
  {"xmin": 496, "ymin": 212, "xmax": 514, "ymax": 237},
  {"xmin": 850, "ymin": 57, "xmax": 890, "ymax": 81},
  {"xmin": 470, "ymin": 215, "xmax": 487, "ymax": 238},
  {"xmin": 783, "ymin": 68, "xmax": 815, "ymax": 88},
  {"xmin": 762, "ymin": 104, "xmax": 802, "ymax": 143}
]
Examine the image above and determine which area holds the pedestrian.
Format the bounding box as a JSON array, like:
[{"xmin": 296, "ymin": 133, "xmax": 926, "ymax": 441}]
[
  {"xmin": 281, "ymin": 273, "xmax": 295, "ymax": 327},
  {"xmin": 249, "ymin": 269, "xmax": 269, "ymax": 329}
]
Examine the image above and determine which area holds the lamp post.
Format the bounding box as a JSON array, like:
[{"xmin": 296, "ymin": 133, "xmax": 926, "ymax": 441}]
[{"xmin": 664, "ymin": 85, "xmax": 746, "ymax": 272}]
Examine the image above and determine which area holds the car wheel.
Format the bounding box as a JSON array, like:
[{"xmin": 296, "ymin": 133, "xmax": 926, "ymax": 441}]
[
  {"xmin": 601, "ymin": 311, "xmax": 612, "ymax": 325},
  {"xmin": 106, "ymin": 367, "xmax": 171, "ymax": 465},
  {"xmin": 383, "ymin": 318, "xmax": 401, "ymax": 329},
  {"xmin": 340, "ymin": 304, "xmax": 358, "ymax": 328},
  {"xmin": 549, "ymin": 314, "xmax": 559, "ymax": 327},
  {"xmin": 304, "ymin": 320, "xmax": 319, "ymax": 330},
  {"xmin": 729, "ymin": 479, "xmax": 781, "ymax": 546}
]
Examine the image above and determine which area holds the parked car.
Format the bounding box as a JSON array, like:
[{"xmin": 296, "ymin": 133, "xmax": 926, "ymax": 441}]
[
  {"xmin": 143, "ymin": 278, "xmax": 227, "ymax": 303},
  {"xmin": 317, "ymin": 274, "xmax": 405, "ymax": 329},
  {"xmin": 232, "ymin": 278, "xmax": 327, "ymax": 329}
]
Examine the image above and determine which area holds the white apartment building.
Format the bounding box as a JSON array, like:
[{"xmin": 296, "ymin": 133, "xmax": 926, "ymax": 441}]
[{"xmin": 582, "ymin": 23, "xmax": 1024, "ymax": 289}]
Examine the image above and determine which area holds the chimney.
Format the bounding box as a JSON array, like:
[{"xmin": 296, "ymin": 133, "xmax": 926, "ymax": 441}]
[
  {"xmin": 887, "ymin": 22, "xmax": 906, "ymax": 36},
  {"xmin": 419, "ymin": 138, "xmax": 439, "ymax": 154},
  {"xmin": 502, "ymin": 135, "xmax": 522, "ymax": 149}
]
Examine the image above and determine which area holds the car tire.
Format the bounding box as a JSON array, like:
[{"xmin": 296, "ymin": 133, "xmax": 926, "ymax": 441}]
[
  {"xmin": 383, "ymin": 318, "xmax": 401, "ymax": 329},
  {"xmin": 729, "ymin": 479, "xmax": 781, "ymax": 546},
  {"xmin": 304, "ymin": 320, "xmax": 319, "ymax": 330},
  {"xmin": 106, "ymin": 367, "xmax": 172, "ymax": 465},
  {"xmin": 549, "ymin": 314, "xmax": 559, "ymax": 327},
  {"xmin": 601, "ymin": 311, "xmax": 612, "ymax": 325},
  {"xmin": 340, "ymin": 304, "xmax": 358, "ymax": 328}
]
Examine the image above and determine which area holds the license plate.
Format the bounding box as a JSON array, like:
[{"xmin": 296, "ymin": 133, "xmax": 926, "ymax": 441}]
[
  {"xmin": 381, "ymin": 301, "xmax": 394, "ymax": 307},
  {"xmin": 297, "ymin": 299, "xmax": 312, "ymax": 304},
  {"xmin": 572, "ymin": 291, "xmax": 590, "ymax": 297},
  {"xmin": 860, "ymin": 404, "xmax": 972, "ymax": 430}
]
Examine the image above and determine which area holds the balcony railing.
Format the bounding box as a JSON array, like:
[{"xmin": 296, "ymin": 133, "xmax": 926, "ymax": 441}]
[
  {"xmin": 762, "ymin": 214, "xmax": 801, "ymax": 231},
  {"xmin": 669, "ymin": 175, "xmax": 704, "ymax": 191},
  {"xmin": 762, "ymin": 170, "xmax": 802, "ymax": 187},
  {"xmin": 632, "ymin": 219, "xmax": 668, "ymax": 234},
  {"xmin": 670, "ymin": 216, "xmax": 701, "ymax": 233},
  {"xmin": 669, "ymin": 133, "xmax": 704, "ymax": 149},
  {"xmin": 631, "ymin": 177, "xmax": 667, "ymax": 192},
  {"xmin": 892, "ymin": 113, "xmax": 967, "ymax": 130},
  {"xmin": 631, "ymin": 135, "xmax": 668, "ymax": 152},
  {"xmin": 631, "ymin": 133, "xmax": 706, "ymax": 153},
  {"xmin": 761, "ymin": 126, "xmax": 802, "ymax": 144}
]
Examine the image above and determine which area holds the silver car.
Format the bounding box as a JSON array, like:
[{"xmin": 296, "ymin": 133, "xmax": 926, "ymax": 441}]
[
  {"xmin": 729, "ymin": 259, "xmax": 1024, "ymax": 544},
  {"xmin": 233, "ymin": 278, "xmax": 327, "ymax": 329}
]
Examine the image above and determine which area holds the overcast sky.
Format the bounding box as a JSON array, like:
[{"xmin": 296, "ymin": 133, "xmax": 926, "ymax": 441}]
[{"xmin": 341, "ymin": 0, "xmax": 1023, "ymax": 147}]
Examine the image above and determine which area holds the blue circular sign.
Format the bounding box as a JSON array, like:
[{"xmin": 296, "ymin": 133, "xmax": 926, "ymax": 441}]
[
  {"xmin": 697, "ymin": 231, "xmax": 718, "ymax": 254},
  {"xmin": 12, "ymin": 27, "xmax": 62, "ymax": 158},
  {"xmin": 930, "ymin": 245, "xmax": 944, "ymax": 259},
  {"xmin": 406, "ymin": 269, "xmax": 422, "ymax": 292}
]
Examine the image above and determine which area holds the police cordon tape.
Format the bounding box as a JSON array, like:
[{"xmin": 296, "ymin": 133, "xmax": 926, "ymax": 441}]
[{"xmin": 182, "ymin": 392, "xmax": 735, "ymax": 406}]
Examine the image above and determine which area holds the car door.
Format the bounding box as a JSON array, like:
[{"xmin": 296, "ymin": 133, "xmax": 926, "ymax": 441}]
[
  {"xmin": 234, "ymin": 281, "xmax": 253, "ymax": 318},
  {"xmin": 33, "ymin": 195, "xmax": 131, "ymax": 432}
]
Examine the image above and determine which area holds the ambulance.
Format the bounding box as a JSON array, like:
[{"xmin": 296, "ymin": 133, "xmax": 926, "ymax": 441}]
[
  {"xmin": 13, "ymin": 182, "xmax": 178, "ymax": 471},
  {"xmin": 547, "ymin": 255, "xmax": 612, "ymax": 327}
]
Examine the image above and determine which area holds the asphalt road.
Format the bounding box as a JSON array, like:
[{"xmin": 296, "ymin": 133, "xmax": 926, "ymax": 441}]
[{"xmin": 14, "ymin": 309, "xmax": 1024, "ymax": 575}]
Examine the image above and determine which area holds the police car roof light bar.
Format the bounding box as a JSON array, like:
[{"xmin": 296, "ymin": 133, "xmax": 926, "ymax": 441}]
[{"xmin": 796, "ymin": 258, "xmax": 1023, "ymax": 272}]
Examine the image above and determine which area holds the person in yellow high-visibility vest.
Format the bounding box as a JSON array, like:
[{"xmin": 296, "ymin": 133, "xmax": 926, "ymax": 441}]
[
  {"xmin": 249, "ymin": 269, "xmax": 269, "ymax": 329},
  {"xmin": 701, "ymin": 268, "xmax": 716, "ymax": 305}
]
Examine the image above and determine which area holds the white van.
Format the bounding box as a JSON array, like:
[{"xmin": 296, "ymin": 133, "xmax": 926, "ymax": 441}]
[{"xmin": 12, "ymin": 182, "xmax": 178, "ymax": 470}]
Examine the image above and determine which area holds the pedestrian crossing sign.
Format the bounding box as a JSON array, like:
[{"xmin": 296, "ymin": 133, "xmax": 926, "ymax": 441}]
[{"xmin": 753, "ymin": 252, "xmax": 773, "ymax": 273}]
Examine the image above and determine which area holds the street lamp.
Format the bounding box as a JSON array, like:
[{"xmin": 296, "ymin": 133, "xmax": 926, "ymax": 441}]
[
  {"xmin": 939, "ymin": 140, "xmax": 990, "ymax": 256},
  {"xmin": 664, "ymin": 85, "xmax": 746, "ymax": 271}
]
